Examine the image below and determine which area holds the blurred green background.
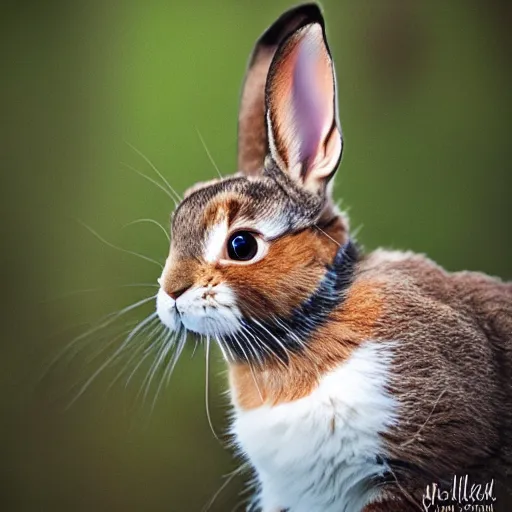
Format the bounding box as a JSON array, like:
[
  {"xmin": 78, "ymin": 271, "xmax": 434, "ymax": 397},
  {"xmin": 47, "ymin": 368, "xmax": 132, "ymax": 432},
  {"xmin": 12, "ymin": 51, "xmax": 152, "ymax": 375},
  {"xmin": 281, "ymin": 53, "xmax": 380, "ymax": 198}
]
[{"xmin": 1, "ymin": 0, "xmax": 511, "ymax": 510}]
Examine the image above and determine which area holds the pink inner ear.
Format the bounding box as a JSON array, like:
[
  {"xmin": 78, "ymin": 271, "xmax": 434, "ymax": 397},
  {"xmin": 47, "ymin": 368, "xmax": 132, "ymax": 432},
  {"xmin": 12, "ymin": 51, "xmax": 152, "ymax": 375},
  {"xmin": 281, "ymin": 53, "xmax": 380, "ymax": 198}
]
[
  {"xmin": 292, "ymin": 29, "xmax": 334, "ymax": 170},
  {"xmin": 266, "ymin": 23, "xmax": 342, "ymax": 189}
]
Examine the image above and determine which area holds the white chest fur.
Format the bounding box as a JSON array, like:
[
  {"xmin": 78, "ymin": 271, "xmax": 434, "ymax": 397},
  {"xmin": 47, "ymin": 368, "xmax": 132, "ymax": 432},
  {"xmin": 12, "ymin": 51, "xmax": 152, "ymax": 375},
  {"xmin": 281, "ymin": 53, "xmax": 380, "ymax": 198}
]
[{"xmin": 230, "ymin": 343, "xmax": 397, "ymax": 512}]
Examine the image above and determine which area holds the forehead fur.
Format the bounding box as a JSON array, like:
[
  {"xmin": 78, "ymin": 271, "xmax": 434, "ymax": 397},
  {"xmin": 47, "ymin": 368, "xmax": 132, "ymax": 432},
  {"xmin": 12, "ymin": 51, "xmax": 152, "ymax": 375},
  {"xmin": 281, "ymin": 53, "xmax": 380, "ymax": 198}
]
[{"xmin": 171, "ymin": 166, "xmax": 324, "ymax": 258}]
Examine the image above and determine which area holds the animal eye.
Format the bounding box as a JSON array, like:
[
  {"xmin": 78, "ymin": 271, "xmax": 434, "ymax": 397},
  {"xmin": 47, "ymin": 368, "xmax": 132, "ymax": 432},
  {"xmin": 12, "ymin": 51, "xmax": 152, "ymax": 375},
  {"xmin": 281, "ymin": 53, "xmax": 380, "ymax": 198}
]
[{"xmin": 227, "ymin": 231, "xmax": 258, "ymax": 261}]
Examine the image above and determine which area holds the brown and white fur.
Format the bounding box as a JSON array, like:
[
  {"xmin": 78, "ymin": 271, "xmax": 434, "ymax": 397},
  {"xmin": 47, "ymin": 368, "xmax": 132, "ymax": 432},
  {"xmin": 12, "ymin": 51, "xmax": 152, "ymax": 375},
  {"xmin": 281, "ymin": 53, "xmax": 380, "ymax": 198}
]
[{"xmin": 155, "ymin": 4, "xmax": 512, "ymax": 511}]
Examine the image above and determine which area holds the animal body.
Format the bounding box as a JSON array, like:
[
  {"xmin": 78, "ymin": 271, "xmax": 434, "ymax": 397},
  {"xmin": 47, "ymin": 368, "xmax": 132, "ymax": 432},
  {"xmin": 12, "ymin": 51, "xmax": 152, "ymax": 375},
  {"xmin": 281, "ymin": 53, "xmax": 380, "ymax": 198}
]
[{"xmin": 155, "ymin": 4, "xmax": 512, "ymax": 511}]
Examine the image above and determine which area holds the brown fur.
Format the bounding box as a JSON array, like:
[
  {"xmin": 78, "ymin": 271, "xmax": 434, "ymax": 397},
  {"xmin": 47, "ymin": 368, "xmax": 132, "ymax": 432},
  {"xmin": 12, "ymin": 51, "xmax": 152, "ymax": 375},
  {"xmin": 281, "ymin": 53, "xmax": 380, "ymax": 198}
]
[
  {"xmin": 225, "ymin": 227, "xmax": 338, "ymax": 318},
  {"xmin": 238, "ymin": 47, "xmax": 272, "ymax": 176},
  {"xmin": 229, "ymin": 250, "xmax": 512, "ymax": 504},
  {"xmin": 203, "ymin": 193, "xmax": 241, "ymax": 227},
  {"xmin": 167, "ymin": 208, "xmax": 346, "ymax": 317},
  {"xmin": 161, "ymin": 256, "xmax": 199, "ymax": 298},
  {"xmin": 359, "ymin": 252, "xmax": 512, "ymax": 505},
  {"xmin": 230, "ymin": 273, "xmax": 385, "ymax": 409}
]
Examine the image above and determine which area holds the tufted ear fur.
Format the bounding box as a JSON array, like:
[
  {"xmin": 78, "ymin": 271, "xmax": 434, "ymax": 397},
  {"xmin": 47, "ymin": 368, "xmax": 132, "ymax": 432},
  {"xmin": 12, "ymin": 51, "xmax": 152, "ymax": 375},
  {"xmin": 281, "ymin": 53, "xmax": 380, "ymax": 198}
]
[
  {"xmin": 237, "ymin": 4, "xmax": 325, "ymax": 177},
  {"xmin": 265, "ymin": 18, "xmax": 343, "ymax": 196}
]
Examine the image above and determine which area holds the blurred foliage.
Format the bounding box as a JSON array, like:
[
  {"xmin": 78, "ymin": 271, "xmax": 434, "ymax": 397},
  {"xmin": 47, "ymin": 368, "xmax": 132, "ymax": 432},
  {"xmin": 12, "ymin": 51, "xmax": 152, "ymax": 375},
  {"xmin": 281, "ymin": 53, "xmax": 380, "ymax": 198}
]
[{"xmin": 1, "ymin": 0, "xmax": 511, "ymax": 510}]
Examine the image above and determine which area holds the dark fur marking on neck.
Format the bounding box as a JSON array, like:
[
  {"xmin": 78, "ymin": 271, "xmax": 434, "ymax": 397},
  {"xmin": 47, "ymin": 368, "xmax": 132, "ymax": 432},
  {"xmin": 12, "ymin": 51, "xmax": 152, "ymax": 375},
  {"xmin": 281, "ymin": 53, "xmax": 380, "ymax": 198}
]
[{"xmin": 225, "ymin": 239, "xmax": 359, "ymax": 363}]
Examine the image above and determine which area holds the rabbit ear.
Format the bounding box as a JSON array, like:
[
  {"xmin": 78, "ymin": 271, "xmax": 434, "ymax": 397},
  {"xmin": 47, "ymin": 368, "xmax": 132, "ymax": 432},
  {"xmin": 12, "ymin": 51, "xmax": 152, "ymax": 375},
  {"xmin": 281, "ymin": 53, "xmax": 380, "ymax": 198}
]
[
  {"xmin": 237, "ymin": 4, "xmax": 324, "ymax": 177},
  {"xmin": 265, "ymin": 20, "xmax": 343, "ymax": 196}
]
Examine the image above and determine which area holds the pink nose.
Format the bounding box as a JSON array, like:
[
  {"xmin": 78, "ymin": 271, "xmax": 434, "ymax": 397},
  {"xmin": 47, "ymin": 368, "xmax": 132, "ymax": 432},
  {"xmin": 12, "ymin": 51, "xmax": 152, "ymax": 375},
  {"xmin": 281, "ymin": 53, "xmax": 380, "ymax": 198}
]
[{"xmin": 166, "ymin": 285, "xmax": 191, "ymax": 300}]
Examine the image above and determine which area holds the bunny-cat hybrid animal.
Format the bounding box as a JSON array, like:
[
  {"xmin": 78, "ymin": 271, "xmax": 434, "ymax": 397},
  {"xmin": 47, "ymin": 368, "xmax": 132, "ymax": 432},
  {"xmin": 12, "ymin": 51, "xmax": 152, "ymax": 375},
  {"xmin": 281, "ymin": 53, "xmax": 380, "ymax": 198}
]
[{"xmin": 155, "ymin": 4, "xmax": 512, "ymax": 511}]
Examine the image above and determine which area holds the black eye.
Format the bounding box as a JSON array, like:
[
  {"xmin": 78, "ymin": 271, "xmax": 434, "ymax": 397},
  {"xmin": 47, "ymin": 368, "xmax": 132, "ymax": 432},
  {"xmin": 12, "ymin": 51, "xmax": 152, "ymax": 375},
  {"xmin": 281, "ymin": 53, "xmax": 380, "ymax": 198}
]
[{"xmin": 227, "ymin": 231, "xmax": 258, "ymax": 261}]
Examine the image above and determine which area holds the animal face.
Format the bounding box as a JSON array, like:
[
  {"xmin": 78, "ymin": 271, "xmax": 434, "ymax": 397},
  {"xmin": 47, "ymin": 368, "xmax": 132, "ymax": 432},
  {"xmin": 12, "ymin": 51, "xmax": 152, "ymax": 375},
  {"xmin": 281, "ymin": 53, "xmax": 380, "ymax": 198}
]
[{"xmin": 156, "ymin": 171, "xmax": 347, "ymax": 356}]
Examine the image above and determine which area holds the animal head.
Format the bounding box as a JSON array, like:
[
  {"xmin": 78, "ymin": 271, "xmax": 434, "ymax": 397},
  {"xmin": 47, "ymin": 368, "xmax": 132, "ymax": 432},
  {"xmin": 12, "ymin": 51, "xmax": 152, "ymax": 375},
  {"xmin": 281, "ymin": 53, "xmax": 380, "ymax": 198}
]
[{"xmin": 156, "ymin": 4, "xmax": 352, "ymax": 362}]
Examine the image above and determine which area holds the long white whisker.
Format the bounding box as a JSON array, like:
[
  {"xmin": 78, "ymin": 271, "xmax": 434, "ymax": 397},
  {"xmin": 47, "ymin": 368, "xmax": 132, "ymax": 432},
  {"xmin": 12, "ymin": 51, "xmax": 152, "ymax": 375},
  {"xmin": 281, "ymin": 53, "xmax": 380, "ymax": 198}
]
[
  {"xmin": 149, "ymin": 335, "xmax": 179, "ymax": 408},
  {"xmin": 237, "ymin": 301, "xmax": 293, "ymax": 362},
  {"xmin": 314, "ymin": 224, "xmax": 341, "ymax": 247},
  {"xmin": 83, "ymin": 321, "xmax": 140, "ymax": 365},
  {"xmin": 150, "ymin": 330, "xmax": 187, "ymax": 412},
  {"xmin": 78, "ymin": 219, "xmax": 164, "ymax": 269},
  {"xmin": 41, "ymin": 293, "xmax": 158, "ymax": 380},
  {"xmin": 195, "ymin": 127, "xmax": 223, "ymax": 179},
  {"xmin": 214, "ymin": 336, "xmax": 229, "ymax": 361},
  {"xmin": 351, "ymin": 223, "xmax": 364, "ymax": 240},
  {"xmin": 57, "ymin": 323, "xmax": 122, "ymax": 369},
  {"xmin": 124, "ymin": 327, "xmax": 169, "ymax": 389},
  {"xmin": 124, "ymin": 345, "xmax": 156, "ymax": 389},
  {"xmin": 122, "ymin": 218, "xmax": 170, "ymax": 242},
  {"xmin": 241, "ymin": 323, "xmax": 270, "ymax": 358},
  {"xmin": 271, "ymin": 315, "xmax": 307, "ymax": 350},
  {"xmin": 270, "ymin": 315, "xmax": 320, "ymax": 377},
  {"xmin": 236, "ymin": 326, "xmax": 265, "ymax": 367},
  {"xmin": 120, "ymin": 162, "xmax": 180, "ymax": 207},
  {"xmin": 42, "ymin": 283, "xmax": 159, "ymax": 303},
  {"xmin": 65, "ymin": 328, "xmax": 136, "ymax": 395},
  {"xmin": 191, "ymin": 335, "xmax": 200, "ymax": 358},
  {"xmin": 223, "ymin": 332, "xmax": 264, "ymax": 404},
  {"xmin": 165, "ymin": 329, "xmax": 187, "ymax": 387},
  {"xmin": 240, "ymin": 324, "xmax": 287, "ymax": 368},
  {"xmin": 202, "ymin": 462, "xmax": 250, "ymax": 512},
  {"xmin": 204, "ymin": 336, "xmax": 219, "ymax": 440},
  {"xmin": 66, "ymin": 311, "xmax": 158, "ymax": 407},
  {"xmin": 139, "ymin": 330, "xmax": 174, "ymax": 405},
  {"xmin": 247, "ymin": 316, "xmax": 291, "ymax": 363},
  {"xmin": 214, "ymin": 330, "xmax": 234, "ymax": 362},
  {"xmin": 107, "ymin": 323, "xmax": 165, "ymax": 392},
  {"xmin": 124, "ymin": 140, "xmax": 182, "ymax": 201}
]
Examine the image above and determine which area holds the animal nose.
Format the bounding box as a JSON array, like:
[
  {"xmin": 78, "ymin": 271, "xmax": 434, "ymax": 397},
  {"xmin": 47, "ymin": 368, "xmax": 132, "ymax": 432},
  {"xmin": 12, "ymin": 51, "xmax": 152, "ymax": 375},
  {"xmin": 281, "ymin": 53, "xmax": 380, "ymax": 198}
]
[{"xmin": 167, "ymin": 285, "xmax": 191, "ymax": 300}]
